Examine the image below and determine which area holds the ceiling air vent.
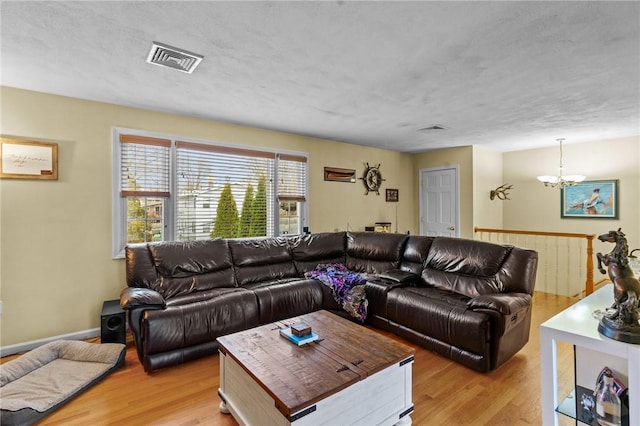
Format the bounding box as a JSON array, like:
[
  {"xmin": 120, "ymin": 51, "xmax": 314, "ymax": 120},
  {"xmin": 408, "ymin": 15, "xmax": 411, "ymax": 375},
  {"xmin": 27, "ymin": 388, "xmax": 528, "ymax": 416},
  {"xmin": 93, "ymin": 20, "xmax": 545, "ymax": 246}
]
[
  {"xmin": 417, "ymin": 125, "xmax": 448, "ymax": 132},
  {"xmin": 146, "ymin": 42, "xmax": 203, "ymax": 74}
]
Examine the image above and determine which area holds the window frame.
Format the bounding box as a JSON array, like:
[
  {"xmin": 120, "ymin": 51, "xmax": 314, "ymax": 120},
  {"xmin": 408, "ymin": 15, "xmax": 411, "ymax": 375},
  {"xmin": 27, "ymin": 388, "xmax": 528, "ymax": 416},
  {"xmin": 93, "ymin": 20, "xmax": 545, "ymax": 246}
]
[{"xmin": 112, "ymin": 127, "xmax": 308, "ymax": 258}]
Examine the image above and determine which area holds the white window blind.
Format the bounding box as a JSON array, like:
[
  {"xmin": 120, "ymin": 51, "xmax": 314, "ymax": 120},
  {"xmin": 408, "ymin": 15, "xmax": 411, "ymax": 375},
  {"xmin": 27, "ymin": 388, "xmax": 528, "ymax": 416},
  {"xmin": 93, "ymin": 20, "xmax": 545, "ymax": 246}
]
[
  {"xmin": 176, "ymin": 141, "xmax": 276, "ymax": 241},
  {"xmin": 120, "ymin": 135, "xmax": 171, "ymax": 197},
  {"xmin": 277, "ymin": 154, "xmax": 307, "ymax": 202}
]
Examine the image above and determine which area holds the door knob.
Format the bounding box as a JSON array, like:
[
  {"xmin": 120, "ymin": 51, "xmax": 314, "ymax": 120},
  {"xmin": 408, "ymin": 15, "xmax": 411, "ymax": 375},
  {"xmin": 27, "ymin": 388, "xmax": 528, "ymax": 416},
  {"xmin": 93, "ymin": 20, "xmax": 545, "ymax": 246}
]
[{"xmin": 449, "ymin": 226, "xmax": 455, "ymax": 231}]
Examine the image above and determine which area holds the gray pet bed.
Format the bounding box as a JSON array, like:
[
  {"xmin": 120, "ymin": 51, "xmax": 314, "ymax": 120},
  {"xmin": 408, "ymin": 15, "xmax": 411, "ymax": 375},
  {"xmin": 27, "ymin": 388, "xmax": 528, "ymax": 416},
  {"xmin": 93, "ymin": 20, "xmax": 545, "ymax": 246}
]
[{"xmin": 1, "ymin": 340, "xmax": 126, "ymax": 426}]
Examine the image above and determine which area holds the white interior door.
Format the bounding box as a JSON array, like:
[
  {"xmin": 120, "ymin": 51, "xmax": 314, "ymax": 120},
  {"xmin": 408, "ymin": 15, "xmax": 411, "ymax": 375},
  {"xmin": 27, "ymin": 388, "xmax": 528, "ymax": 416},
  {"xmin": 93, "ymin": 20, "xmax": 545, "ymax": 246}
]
[{"xmin": 419, "ymin": 166, "xmax": 459, "ymax": 237}]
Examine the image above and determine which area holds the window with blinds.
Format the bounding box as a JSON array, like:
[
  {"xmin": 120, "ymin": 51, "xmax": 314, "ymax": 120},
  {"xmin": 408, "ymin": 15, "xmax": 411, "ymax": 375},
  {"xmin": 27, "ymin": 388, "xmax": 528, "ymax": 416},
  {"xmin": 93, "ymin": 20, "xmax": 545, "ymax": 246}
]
[
  {"xmin": 119, "ymin": 135, "xmax": 170, "ymax": 244},
  {"xmin": 113, "ymin": 130, "xmax": 308, "ymax": 257},
  {"xmin": 176, "ymin": 141, "xmax": 276, "ymax": 241},
  {"xmin": 277, "ymin": 154, "xmax": 307, "ymax": 235}
]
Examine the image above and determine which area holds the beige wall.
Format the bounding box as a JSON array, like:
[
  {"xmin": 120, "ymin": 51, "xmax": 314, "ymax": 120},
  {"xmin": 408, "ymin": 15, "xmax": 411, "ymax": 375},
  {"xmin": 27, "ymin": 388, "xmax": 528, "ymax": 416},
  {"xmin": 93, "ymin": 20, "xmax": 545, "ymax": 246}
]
[
  {"xmin": 0, "ymin": 87, "xmax": 415, "ymax": 346},
  {"xmin": 502, "ymin": 137, "xmax": 640, "ymax": 254},
  {"xmin": 311, "ymin": 142, "xmax": 415, "ymax": 235},
  {"xmin": 412, "ymin": 146, "xmax": 474, "ymax": 238},
  {"xmin": 472, "ymin": 145, "xmax": 504, "ymax": 229}
]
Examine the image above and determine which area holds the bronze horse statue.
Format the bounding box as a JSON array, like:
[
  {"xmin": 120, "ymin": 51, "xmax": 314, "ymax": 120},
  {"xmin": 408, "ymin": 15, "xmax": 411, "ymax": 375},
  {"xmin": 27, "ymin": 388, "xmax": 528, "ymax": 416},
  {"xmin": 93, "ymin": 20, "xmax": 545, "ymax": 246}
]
[{"xmin": 596, "ymin": 228, "xmax": 640, "ymax": 328}]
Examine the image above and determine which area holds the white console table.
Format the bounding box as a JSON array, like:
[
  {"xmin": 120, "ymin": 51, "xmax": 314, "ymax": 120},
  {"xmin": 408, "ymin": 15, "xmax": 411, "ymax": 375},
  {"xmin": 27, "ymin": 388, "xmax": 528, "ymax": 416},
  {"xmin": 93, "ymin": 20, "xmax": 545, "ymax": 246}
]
[{"xmin": 540, "ymin": 284, "xmax": 639, "ymax": 425}]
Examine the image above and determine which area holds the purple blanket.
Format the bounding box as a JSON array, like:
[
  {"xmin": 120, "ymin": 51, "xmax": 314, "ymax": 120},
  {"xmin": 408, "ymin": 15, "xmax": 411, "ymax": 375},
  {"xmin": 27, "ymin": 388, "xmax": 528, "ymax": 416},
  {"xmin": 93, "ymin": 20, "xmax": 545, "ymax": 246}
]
[{"xmin": 305, "ymin": 263, "xmax": 368, "ymax": 322}]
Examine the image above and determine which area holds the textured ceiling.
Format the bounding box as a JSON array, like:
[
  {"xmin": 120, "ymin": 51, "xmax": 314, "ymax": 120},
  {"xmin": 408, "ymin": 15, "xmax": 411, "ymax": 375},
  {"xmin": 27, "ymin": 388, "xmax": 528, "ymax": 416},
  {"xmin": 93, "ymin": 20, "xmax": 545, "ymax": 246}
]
[{"xmin": 1, "ymin": 1, "xmax": 639, "ymax": 153}]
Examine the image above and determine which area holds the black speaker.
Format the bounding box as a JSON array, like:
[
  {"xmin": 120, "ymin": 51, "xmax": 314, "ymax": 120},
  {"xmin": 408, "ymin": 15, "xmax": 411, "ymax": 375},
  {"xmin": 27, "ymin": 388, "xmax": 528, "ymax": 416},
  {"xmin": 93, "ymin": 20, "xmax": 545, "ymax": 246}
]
[{"xmin": 101, "ymin": 299, "xmax": 126, "ymax": 344}]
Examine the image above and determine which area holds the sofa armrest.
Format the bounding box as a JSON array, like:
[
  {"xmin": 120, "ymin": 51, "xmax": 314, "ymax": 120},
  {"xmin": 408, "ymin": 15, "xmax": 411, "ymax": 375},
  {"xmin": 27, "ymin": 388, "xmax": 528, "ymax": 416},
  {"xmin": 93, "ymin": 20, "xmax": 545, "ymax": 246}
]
[
  {"xmin": 120, "ymin": 287, "xmax": 166, "ymax": 310},
  {"xmin": 467, "ymin": 292, "xmax": 532, "ymax": 337},
  {"xmin": 468, "ymin": 292, "xmax": 534, "ymax": 369},
  {"xmin": 467, "ymin": 293, "xmax": 531, "ymax": 316}
]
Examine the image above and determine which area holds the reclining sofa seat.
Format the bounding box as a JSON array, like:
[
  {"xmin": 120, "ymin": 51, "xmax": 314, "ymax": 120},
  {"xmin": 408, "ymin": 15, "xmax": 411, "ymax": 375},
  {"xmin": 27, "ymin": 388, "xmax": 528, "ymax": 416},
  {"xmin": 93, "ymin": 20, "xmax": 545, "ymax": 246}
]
[
  {"xmin": 121, "ymin": 232, "xmax": 537, "ymax": 373},
  {"xmin": 370, "ymin": 237, "xmax": 537, "ymax": 372},
  {"xmin": 122, "ymin": 239, "xmax": 261, "ymax": 371}
]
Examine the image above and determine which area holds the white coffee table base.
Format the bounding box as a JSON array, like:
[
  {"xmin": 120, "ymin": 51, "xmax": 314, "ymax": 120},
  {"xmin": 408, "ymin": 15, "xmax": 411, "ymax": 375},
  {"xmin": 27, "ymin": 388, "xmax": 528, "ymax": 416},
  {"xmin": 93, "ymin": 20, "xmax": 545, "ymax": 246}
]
[{"xmin": 219, "ymin": 352, "xmax": 413, "ymax": 426}]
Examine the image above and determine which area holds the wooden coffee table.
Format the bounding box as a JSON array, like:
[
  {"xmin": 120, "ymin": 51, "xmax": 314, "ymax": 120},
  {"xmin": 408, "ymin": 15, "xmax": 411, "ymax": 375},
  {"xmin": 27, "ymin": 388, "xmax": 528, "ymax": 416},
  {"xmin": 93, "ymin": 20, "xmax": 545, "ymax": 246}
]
[{"xmin": 217, "ymin": 310, "xmax": 414, "ymax": 426}]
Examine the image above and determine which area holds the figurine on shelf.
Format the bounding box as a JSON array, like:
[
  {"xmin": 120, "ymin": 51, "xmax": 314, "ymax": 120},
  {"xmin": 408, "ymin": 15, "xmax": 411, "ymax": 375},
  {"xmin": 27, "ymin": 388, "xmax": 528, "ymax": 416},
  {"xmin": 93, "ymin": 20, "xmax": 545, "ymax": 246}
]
[
  {"xmin": 596, "ymin": 228, "xmax": 640, "ymax": 343},
  {"xmin": 595, "ymin": 370, "xmax": 622, "ymax": 426}
]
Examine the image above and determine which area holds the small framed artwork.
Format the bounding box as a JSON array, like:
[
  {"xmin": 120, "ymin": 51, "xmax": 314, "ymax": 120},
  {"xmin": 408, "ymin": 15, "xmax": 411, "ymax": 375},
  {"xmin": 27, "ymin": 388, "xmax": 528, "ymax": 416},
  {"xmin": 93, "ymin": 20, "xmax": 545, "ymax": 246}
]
[
  {"xmin": 561, "ymin": 179, "xmax": 618, "ymax": 219},
  {"xmin": 386, "ymin": 188, "xmax": 399, "ymax": 202},
  {"xmin": 324, "ymin": 166, "xmax": 356, "ymax": 183},
  {"xmin": 1, "ymin": 137, "xmax": 58, "ymax": 180}
]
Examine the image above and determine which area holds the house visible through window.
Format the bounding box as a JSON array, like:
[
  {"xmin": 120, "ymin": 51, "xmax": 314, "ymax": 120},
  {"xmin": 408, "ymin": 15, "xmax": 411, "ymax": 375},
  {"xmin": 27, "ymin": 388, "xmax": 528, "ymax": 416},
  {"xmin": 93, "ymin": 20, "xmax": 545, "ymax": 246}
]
[
  {"xmin": 277, "ymin": 154, "xmax": 307, "ymax": 235},
  {"xmin": 112, "ymin": 129, "xmax": 308, "ymax": 258}
]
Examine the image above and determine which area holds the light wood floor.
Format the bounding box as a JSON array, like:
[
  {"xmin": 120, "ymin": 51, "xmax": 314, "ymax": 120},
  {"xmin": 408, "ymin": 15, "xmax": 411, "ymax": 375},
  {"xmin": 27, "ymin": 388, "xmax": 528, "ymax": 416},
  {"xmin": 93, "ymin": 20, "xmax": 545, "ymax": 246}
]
[{"xmin": 2, "ymin": 292, "xmax": 577, "ymax": 426}]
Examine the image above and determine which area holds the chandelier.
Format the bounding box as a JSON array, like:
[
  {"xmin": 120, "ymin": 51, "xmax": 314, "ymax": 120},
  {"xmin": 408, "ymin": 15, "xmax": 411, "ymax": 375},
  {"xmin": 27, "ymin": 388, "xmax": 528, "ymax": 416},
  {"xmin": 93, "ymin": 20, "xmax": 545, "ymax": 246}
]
[{"xmin": 537, "ymin": 138, "xmax": 586, "ymax": 189}]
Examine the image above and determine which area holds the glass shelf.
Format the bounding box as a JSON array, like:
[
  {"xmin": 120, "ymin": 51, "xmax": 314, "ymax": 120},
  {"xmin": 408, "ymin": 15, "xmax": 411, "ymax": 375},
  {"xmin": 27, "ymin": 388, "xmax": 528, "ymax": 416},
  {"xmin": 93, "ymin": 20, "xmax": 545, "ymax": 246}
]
[{"xmin": 557, "ymin": 386, "xmax": 629, "ymax": 426}]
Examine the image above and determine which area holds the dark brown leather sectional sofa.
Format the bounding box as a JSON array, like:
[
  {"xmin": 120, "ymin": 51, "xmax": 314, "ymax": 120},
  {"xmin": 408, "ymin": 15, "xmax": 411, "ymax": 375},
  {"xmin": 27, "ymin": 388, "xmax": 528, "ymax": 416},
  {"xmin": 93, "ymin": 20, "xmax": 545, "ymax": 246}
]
[{"xmin": 121, "ymin": 232, "xmax": 538, "ymax": 373}]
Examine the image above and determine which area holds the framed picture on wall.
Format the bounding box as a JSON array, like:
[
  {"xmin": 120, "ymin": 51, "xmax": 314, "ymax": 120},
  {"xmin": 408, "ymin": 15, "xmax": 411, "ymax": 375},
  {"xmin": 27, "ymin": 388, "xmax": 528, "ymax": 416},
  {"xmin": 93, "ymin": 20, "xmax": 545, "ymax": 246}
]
[
  {"xmin": 0, "ymin": 137, "xmax": 58, "ymax": 180},
  {"xmin": 386, "ymin": 188, "xmax": 399, "ymax": 202},
  {"xmin": 561, "ymin": 179, "xmax": 618, "ymax": 219}
]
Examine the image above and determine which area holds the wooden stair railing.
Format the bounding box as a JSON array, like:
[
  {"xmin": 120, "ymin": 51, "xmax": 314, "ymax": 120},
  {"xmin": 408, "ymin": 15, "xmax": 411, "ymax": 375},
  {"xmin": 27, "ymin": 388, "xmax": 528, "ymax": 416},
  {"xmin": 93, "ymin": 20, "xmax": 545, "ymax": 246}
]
[{"xmin": 474, "ymin": 227, "xmax": 596, "ymax": 296}]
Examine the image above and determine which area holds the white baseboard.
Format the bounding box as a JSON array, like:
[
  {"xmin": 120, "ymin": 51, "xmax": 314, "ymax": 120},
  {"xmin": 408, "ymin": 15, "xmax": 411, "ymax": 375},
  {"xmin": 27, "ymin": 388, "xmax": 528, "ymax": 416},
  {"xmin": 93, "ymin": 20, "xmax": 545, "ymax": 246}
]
[{"xmin": 0, "ymin": 328, "xmax": 100, "ymax": 357}]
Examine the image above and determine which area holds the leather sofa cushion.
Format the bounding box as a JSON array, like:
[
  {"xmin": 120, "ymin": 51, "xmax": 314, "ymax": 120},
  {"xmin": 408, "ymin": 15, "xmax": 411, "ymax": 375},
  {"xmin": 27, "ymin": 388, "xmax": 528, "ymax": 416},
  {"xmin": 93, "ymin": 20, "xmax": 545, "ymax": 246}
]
[
  {"xmin": 128, "ymin": 240, "xmax": 236, "ymax": 298},
  {"xmin": 498, "ymin": 247, "xmax": 538, "ymax": 294},
  {"xmin": 426, "ymin": 237, "xmax": 511, "ymax": 276},
  {"xmin": 346, "ymin": 232, "xmax": 408, "ymax": 273},
  {"xmin": 386, "ymin": 287, "xmax": 490, "ymax": 355},
  {"xmin": 143, "ymin": 288, "xmax": 259, "ymax": 354},
  {"xmin": 156, "ymin": 269, "xmax": 237, "ymax": 299},
  {"xmin": 400, "ymin": 236, "xmax": 434, "ymax": 275},
  {"xmin": 149, "ymin": 239, "xmax": 232, "ymax": 277},
  {"xmin": 290, "ymin": 232, "xmax": 346, "ymax": 274},
  {"xmin": 126, "ymin": 243, "xmax": 160, "ymax": 289},
  {"xmin": 244, "ymin": 279, "xmax": 324, "ymax": 323},
  {"xmin": 422, "ymin": 237, "xmax": 511, "ymax": 297},
  {"xmin": 229, "ymin": 238, "xmax": 298, "ymax": 286}
]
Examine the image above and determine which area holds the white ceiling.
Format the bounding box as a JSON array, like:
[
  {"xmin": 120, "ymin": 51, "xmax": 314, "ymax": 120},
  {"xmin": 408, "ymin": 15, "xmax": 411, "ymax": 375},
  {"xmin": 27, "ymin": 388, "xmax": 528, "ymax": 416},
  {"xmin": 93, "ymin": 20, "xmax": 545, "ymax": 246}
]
[{"xmin": 1, "ymin": 1, "xmax": 639, "ymax": 153}]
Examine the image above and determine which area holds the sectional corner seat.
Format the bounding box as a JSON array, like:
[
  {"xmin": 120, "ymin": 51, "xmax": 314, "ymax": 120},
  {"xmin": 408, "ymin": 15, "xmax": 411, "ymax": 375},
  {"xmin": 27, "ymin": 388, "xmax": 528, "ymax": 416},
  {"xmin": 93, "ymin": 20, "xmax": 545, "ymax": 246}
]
[{"xmin": 121, "ymin": 232, "xmax": 538, "ymax": 373}]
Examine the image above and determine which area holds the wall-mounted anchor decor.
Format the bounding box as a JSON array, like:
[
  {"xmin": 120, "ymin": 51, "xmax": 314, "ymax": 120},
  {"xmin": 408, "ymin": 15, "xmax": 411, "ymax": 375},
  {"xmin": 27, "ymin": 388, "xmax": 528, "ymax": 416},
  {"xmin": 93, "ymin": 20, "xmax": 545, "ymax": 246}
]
[
  {"xmin": 360, "ymin": 162, "xmax": 384, "ymax": 195},
  {"xmin": 489, "ymin": 184, "xmax": 513, "ymax": 200}
]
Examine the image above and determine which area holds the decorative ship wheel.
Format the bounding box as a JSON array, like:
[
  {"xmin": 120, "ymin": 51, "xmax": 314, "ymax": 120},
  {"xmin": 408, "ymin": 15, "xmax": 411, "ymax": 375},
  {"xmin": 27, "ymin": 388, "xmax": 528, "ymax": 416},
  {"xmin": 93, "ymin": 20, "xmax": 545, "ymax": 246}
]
[{"xmin": 359, "ymin": 162, "xmax": 385, "ymax": 195}]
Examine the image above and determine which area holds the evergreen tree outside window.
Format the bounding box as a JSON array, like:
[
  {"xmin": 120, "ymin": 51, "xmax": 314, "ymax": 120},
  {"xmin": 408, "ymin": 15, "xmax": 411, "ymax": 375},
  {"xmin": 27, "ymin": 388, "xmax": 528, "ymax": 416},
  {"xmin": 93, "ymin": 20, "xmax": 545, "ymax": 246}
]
[
  {"xmin": 250, "ymin": 174, "xmax": 268, "ymax": 237},
  {"xmin": 238, "ymin": 185, "xmax": 254, "ymax": 237},
  {"xmin": 211, "ymin": 182, "xmax": 239, "ymax": 238}
]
